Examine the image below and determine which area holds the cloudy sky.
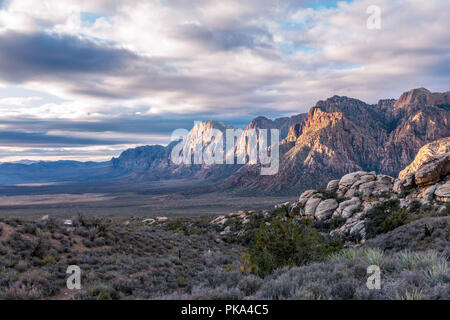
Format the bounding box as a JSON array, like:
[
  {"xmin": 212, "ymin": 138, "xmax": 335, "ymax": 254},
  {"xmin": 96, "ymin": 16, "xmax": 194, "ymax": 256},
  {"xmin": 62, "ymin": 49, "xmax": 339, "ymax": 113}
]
[{"xmin": 0, "ymin": 0, "xmax": 449, "ymax": 162}]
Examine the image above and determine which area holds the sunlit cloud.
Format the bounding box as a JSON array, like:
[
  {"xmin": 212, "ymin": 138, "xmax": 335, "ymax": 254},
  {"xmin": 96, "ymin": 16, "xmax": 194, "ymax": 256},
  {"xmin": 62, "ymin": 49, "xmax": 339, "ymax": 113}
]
[{"xmin": 0, "ymin": 0, "xmax": 448, "ymax": 161}]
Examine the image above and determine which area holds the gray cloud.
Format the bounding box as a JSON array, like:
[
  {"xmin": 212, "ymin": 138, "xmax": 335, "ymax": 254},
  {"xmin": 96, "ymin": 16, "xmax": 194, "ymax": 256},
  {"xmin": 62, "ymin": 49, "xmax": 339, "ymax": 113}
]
[
  {"xmin": 0, "ymin": 0, "xmax": 449, "ymax": 162},
  {"xmin": 0, "ymin": 130, "xmax": 127, "ymax": 147},
  {"xmin": 0, "ymin": 31, "xmax": 140, "ymax": 83},
  {"xmin": 175, "ymin": 25, "xmax": 274, "ymax": 51}
]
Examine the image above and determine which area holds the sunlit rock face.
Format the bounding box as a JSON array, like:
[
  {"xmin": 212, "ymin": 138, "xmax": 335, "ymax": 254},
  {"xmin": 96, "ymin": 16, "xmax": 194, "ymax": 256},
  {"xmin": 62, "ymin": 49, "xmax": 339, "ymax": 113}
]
[{"xmin": 219, "ymin": 88, "xmax": 450, "ymax": 194}]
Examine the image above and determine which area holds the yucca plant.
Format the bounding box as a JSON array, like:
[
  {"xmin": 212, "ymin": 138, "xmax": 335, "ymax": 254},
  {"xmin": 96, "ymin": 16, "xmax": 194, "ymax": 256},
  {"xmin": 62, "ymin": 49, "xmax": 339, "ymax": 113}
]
[
  {"xmin": 424, "ymin": 256, "xmax": 448, "ymax": 283},
  {"xmin": 328, "ymin": 248, "xmax": 366, "ymax": 262},
  {"xmin": 364, "ymin": 248, "xmax": 385, "ymax": 267},
  {"xmin": 397, "ymin": 250, "xmax": 420, "ymax": 270},
  {"xmin": 395, "ymin": 288, "xmax": 423, "ymax": 300}
]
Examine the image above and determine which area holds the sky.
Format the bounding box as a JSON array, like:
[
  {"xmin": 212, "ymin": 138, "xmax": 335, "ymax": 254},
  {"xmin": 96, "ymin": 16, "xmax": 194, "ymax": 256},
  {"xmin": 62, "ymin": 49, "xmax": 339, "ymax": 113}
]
[{"xmin": 0, "ymin": 0, "xmax": 449, "ymax": 162}]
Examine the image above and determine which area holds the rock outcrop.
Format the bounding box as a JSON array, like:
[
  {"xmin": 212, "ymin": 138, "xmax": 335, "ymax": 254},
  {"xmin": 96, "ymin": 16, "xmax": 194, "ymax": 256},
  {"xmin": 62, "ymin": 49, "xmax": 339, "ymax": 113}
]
[
  {"xmin": 399, "ymin": 137, "xmax": 450, "ymax": 180},
  {"xmin": 212, "ymin": 144, "xmax": 450, "ymax": 244}
]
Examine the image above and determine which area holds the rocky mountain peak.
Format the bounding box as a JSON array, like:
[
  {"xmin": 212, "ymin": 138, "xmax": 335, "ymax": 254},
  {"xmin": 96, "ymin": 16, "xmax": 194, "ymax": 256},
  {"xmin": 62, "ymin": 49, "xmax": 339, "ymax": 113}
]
[
  {"xmin": 246, "ymin": 116, "xmax": 274, "ymax": 130},
  {"xmin": 395, "ymin": 87, "xmax": 450, "ymax": 109}
]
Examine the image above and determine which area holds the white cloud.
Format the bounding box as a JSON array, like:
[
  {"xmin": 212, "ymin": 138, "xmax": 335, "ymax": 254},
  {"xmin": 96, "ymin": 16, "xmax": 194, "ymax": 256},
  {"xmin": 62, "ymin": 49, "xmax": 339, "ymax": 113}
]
[{"xmin": 0, "ymin": 0, "xmax": 449, "ymax": 160}]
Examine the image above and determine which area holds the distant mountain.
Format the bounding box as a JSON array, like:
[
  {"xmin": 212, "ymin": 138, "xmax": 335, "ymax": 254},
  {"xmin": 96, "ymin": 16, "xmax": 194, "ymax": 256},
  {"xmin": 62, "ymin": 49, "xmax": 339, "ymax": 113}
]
[
  {"xmin": 0, "ymin": 160, "xmax": 112, "ymax": 185},
  {"xmin": 1, "ymin": 88, "xmax": 449, "ymax": 196}
]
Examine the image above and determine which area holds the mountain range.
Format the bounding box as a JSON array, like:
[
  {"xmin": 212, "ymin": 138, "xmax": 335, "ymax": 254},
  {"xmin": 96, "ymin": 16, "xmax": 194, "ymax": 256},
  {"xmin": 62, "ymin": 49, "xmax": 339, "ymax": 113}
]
[{"xmin": 1, "ymin": 87, "xmax": 449, "ymax": 195}]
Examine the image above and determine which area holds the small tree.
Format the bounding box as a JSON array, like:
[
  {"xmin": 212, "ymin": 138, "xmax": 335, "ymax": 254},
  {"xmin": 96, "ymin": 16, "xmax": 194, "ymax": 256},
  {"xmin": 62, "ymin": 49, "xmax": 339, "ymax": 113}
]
[{"xmin": 249, "ymin": 216, "xmax": 340, "ymax": 277}]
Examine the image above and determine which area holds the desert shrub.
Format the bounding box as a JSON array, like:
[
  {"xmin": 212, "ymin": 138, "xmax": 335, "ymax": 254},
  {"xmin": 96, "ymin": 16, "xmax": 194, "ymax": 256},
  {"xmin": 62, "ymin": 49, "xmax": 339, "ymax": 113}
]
[
  {"xmin": 383, "ymin": 208, "xmax": 409, "ymax": 233},
  {"xmin": 365, "ymin": 199, "xmax": 402, "ymax": 238},
  {"xmin": 238, "ymin": 275, "xmax": 263, "ymax": 296},
  {"xmin": 88, "ymin": 284, "xmax": 121, "ymax": 300},
  {"xmin": 249, "ymin": 215, "xmax": 342, "ymax": 277},
  {"xmin": 423, "ymin": 253, "xmax": 448, "ymax": 284},
  {"xmin": 443, "ymin": 203, "xmax": 450, "ymax": 216},
  {"xmin": 41, "ymin": 255, "xmax": 57, "ymax": 265},
  {"xmin": 330, "ymin": 280, "xmax": 356, "ymax": 300},
  {"xmin": 164, "ymin": 217, "xmax": 187, "ymax": 234},
  {"xmin": 317, "ymin": 188, "xmax": 337, "ymax": 200},
  {"xmin": 329, "ymin": 247, "xmax": 385, "ymax": 267},
  {"xmin": 395, "ymin": 288, "xmax": 423, "ymax": 300},
  {"xmin": 397, "ymin": 250, "xmax": 421, "ymax": 271},
  {"xmin": 328, "ymin": 216, "xmax": 347, "ymax": 230},
  {"xmin": 408, "ymin": 200, "xmax": 422, "ymax": 213},
  {"xmin": 364, "ymin": 248, "xmax": 385, "ymax": 267}
]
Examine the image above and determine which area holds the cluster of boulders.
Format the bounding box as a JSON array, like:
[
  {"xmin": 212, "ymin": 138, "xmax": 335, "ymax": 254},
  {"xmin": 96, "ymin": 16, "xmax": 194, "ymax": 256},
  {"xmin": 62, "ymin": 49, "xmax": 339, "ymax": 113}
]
[
  {"xmin": 211, "ymin": 151, "xmax": 449, "ymax": 243},
  {"xmin": 211, "ymin": 210, "xmax": 261, "ymax": 236},
  {"xmin": 284, "ymin": 151, "xmax": 450, "ymax": 241},
  {"xmin": 283, "ymin": 171, "xmax": 397, "ymax": 240}
]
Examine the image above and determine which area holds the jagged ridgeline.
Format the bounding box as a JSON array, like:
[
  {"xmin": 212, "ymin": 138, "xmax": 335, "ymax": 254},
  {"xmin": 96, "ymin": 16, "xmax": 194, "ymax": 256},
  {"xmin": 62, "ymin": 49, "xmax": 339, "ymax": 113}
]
[
  {"xmin": 110, "ymin": 87, "xmax": 449, "ymax": 194},
  {"xmin": 1, "ymin": 88, "xmax": 449, "ymax": 195}
]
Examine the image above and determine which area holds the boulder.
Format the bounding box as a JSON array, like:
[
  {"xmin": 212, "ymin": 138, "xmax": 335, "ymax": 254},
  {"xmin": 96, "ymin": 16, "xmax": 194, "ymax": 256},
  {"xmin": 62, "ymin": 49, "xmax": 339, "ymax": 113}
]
[
  {"xmin": 275, "ymin": 202, "xmax": 291, "ymax": 210},
  {"xmin": 326, "ymin": 180, "xmax": 339, "ymax": 191},
  {"xmin": 392, "ymin": 179, "xmax": 404, "ymax": 194},
  {"xmin": 422, "ymin": 184, "xmax": 438, "ymax": 201},
  {"xmin": 434, "ymin": 181, "xmax": 450, "ymax": 202},
  {"xmin": 304, "ymin": 197, "xmax": 322, "ymax": 217},
  {"xmin": 359, "ymin": 172, "xmax": 377, "ymax": 183},
  {"xmin": 211, "ymin": 215, "xmax": 227, "ymax": 225},
  {"xmin": 220, "ymin": 226, "xmax": 232, "ymax": 235},
  {"xmin": 350, "ymin": 220, "xmax": 365, "ymax": 236},
  {"xmin": 333, "ymin": 197, "xmax": 361, "ymax": 218},
  {"xmin": 339, "ymin": 171, "xmax": 368, "ymax": 188},
  {"xmin": 414, "ymin": 153, "xmax": 450, "ymax": 187},
  {"xmin": 399, "ymin": 138, "xmax": 450, "ymax": 180},
  {"xmin": 358, "ymin": 181, "xmax": 376, "ymax": 198},
  {"xmin": 314, "ymin": 199, "xmax": 338, "ymax": 220},
  {"xmin": 289, "ymin": 203, "xmax": 303, "ymax": 216},
  {"xmin": 298, "ymin": 190, "xmax": 318, "ymax": 205},
  {"xmin": 403, "ymin": 173, "xmax": 416, "ymax": 188}
]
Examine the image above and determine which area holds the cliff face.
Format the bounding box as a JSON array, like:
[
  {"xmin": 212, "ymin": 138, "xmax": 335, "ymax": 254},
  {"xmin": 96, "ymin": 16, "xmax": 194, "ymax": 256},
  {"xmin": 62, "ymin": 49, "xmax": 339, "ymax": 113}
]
[{"xmin": 381, "ymin": 88, "xmax": 450, "ymax": 175}]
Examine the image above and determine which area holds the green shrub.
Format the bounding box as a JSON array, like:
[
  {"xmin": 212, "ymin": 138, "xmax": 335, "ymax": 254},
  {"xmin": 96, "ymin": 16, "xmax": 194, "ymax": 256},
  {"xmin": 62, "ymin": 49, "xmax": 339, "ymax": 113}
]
[
  {"xmin": 395, "ymin": 288, "xmax": 423, "ymax": 300},
  {"xmin": 41, "ymin": 256, "xmax": 57, "ymax": 265},
  {"xmin": 443, "ymin": 203, "xmax": 450, "ymax": 216},
  {"xmin": 163, "ymin": 217, "xmax": 187, "ymax": 234},
  {"xmin": 89, "ymin": 284, "xmax": 121, "ymax": 300},
  {"xmin": 317, "ymin": 188, "xmax": 337, "ymax": 200},
  {"xmin": 249, "ymin": 215, "xmax": 342, "ymax": 277},
  {"xmin": 365, "ymin": 199, "xmax": 407, "ymax": 238},
  {"xmin": 383, "ymin": 208, "xmax": 409, "ymax": 232}
]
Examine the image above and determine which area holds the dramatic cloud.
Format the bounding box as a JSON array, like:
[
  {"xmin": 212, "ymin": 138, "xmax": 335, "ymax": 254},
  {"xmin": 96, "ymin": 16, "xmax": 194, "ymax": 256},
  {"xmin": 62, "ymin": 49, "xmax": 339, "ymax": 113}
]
[{"xmin": 0, "ymin": 0, "xmax": 449, "ymax": 161}]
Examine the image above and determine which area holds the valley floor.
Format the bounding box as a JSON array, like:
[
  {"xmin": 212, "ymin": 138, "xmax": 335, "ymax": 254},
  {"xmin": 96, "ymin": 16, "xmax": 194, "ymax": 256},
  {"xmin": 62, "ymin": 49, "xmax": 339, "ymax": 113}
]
[
  {"xmin": 0, "ymin": 205, "xmax": 448, "ymax": 300},
  {"xmin": 0, "ymin": 191, "xmax": 293, "ymax": 219}
]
